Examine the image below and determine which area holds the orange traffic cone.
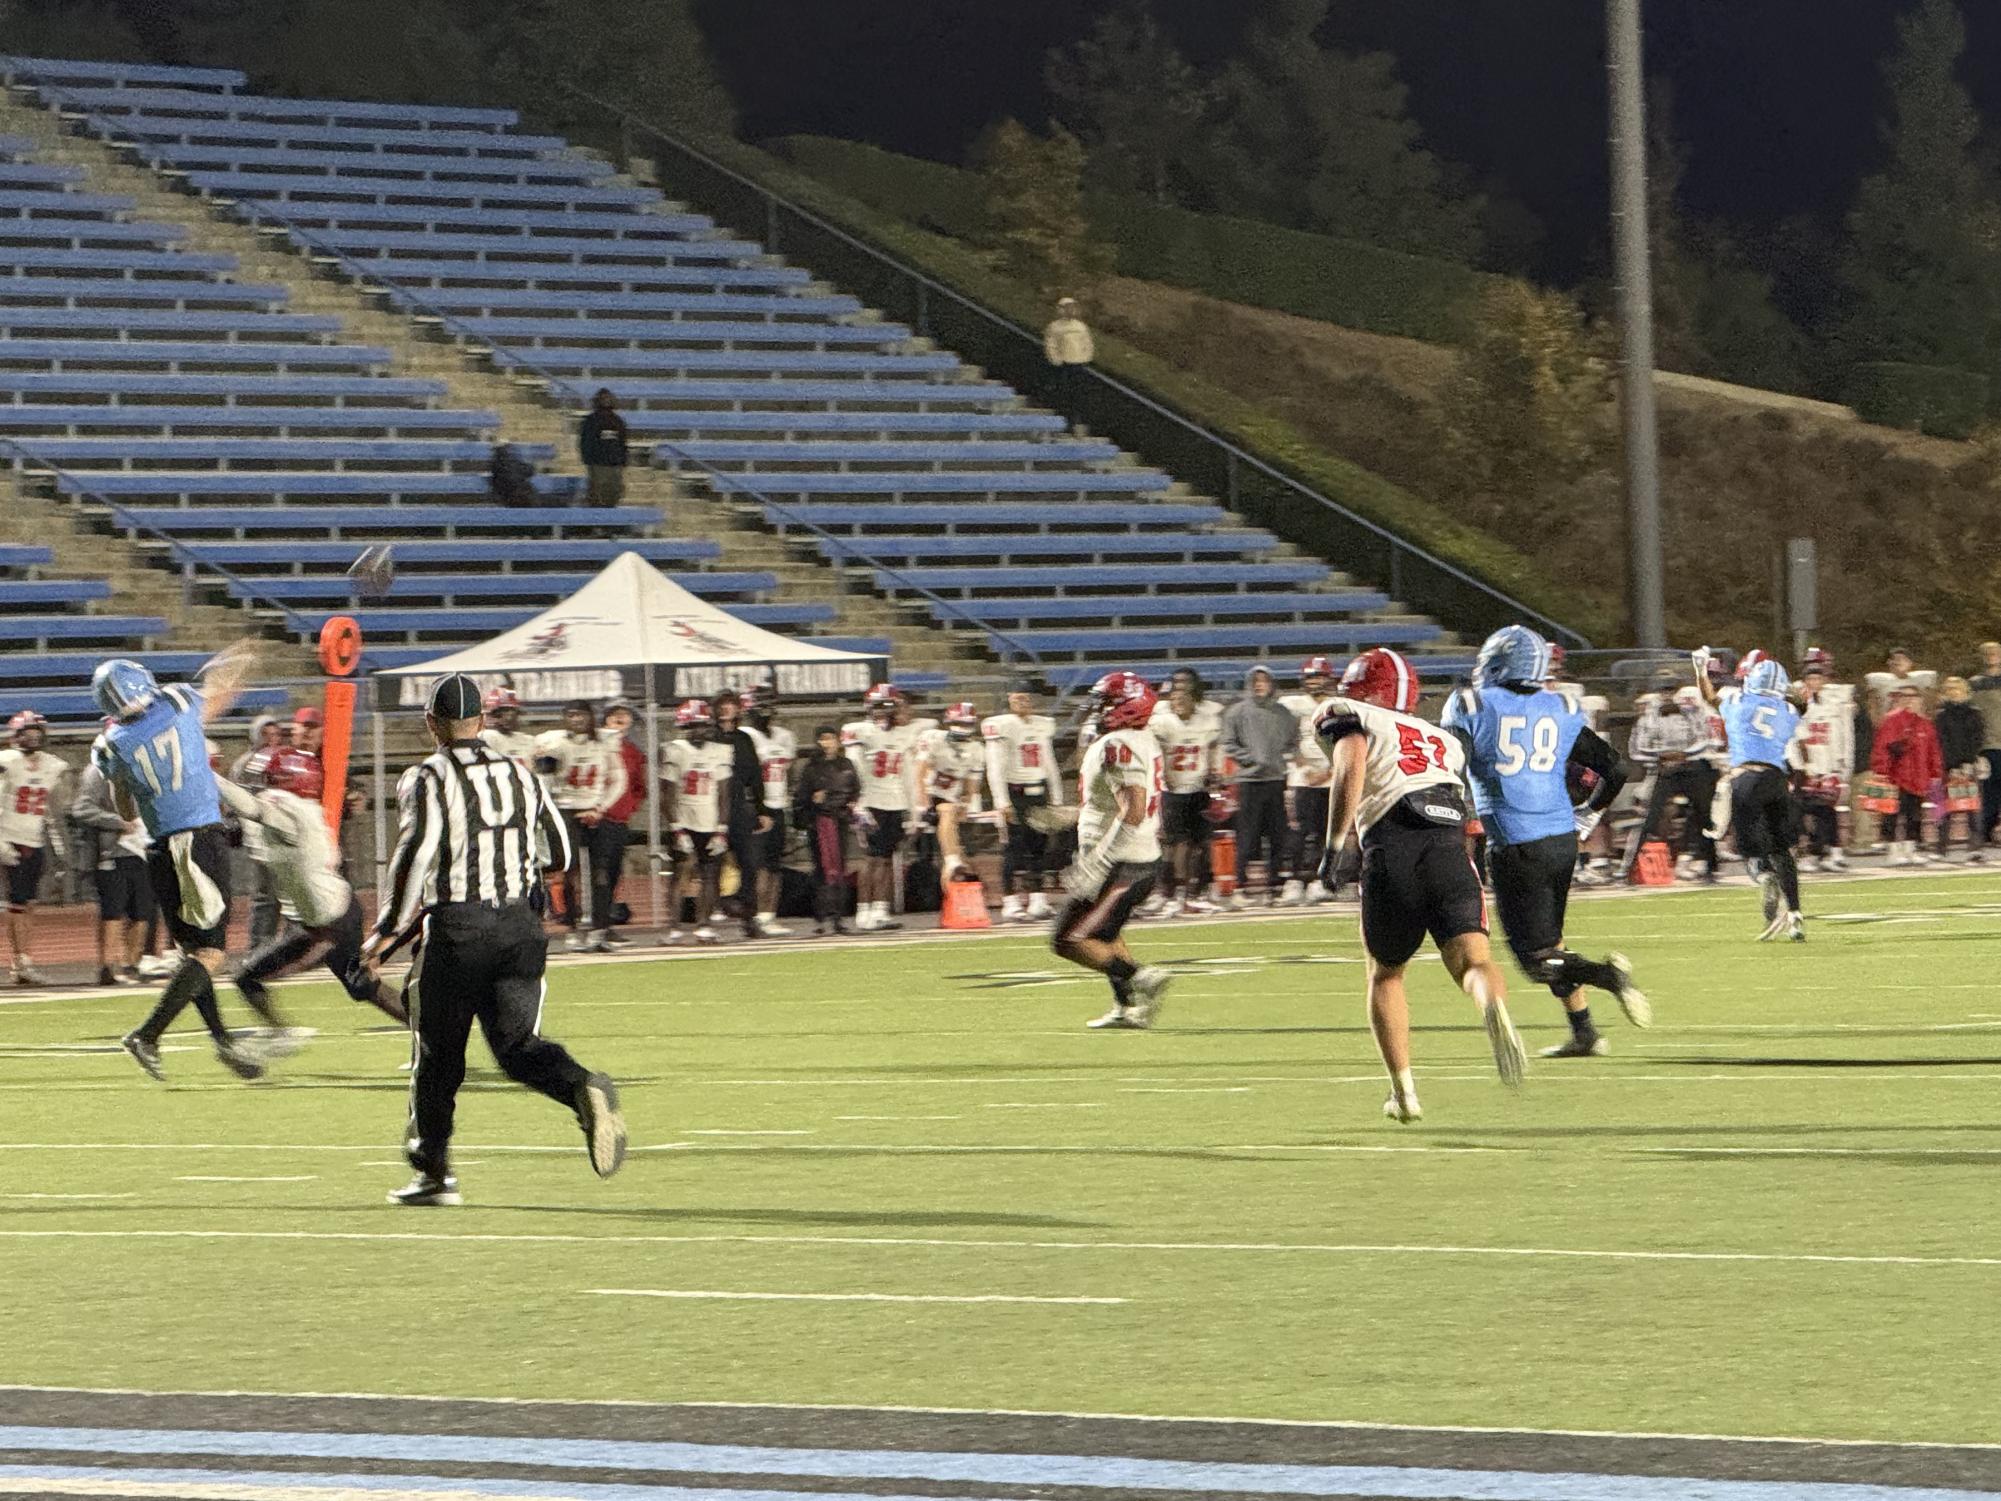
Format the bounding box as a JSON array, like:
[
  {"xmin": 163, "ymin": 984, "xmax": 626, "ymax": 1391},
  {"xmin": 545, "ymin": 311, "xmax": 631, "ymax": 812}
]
[{"xmin": 940, "ymin": 875, "xmax": 993, "ymax": 929}]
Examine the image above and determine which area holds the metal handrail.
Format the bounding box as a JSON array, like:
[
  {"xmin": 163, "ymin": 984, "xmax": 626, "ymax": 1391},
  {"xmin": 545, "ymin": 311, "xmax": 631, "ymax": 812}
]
[
  {"xmin": 215, "ymin": 197, "xmax": 1066, "ymax": 689},
  {"xmin": 0, "ymin": 436, "xmax": 318, "ymax": 637},
  {"xmin": 556, "ymin": 82, "xmax": 1592, "ymax": 651}
]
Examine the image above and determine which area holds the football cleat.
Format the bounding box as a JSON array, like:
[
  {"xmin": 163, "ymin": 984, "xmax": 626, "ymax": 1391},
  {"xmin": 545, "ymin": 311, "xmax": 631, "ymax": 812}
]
[
  {"xmin": 1279, "ymin": 879, "xmax": 1305, "ymax": 905},
  {"xmin": 1087, "ymin": 1005, "xmax": 1146, "ymax": 1030},
  {"xmin": 999, "ymin": 894, "xmax": 1027, "ymax": 923},
  {"xmin": 1383, "ymin": 1092, "xmax": 1423, "ymax": 1123},
  {"xmin": 388, "ymin": 1174, "xmax": 461, "ymax": 1207},
  {"xmin": 1484, "ymin": 1000, "xmax": 1528, "ymax": 1088},
  {"xmin": 577, "ymin": 1072, "xmax": 627, "ymax": 1179},
  {"xmin": 1128, "ymin": 966, "xmax": 1172, "ymax": 1027},
  {"xmin": 1824, "ymin": 849, "xmax": 1849, "ymax": 871},
  {"xmin": 254, "ymin": 1026, "xmax": 317, "ymax": 1063},
  {"xmin": 563, "ymin": 932, "xmax": 588, "ymax": 951},
  {"xmin": 1540, "ymin": 1034, "xmax": 1610, "ymax": 1059},
  {"xmin": 12, "ymin": 960, "xmax": 45, "ymax": 987},
  {"xmin": 1609, "ymin": 953, "xmax": 1652, "ymax": 1029},
  {"xmin": 120, "ymin": 1032, "xmax": 165, "ymax": 1082},
  {"xmin": 693, "ymin": 926, "xmax": 721, "ymax": 945},
  {"xmin": 216, "ymin": 1040, "xmax": 265, "ymax": 1081},
  {"xmin": 1024, "ymin": 892, "xmax": 1053, "ymax": 920},
  {"xmin": 584, "ymin": 932, "xmax": 612, "ymax": 952},
  {"xmin": 1788, "ymin": 913, "xmax": 1806, "ymax": 943}
]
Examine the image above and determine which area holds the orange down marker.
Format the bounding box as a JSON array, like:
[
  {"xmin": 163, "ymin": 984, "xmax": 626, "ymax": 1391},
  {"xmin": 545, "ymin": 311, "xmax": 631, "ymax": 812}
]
[{"xmin": 316, "ymin": 615, "xmax": 362, "ymax": 840}]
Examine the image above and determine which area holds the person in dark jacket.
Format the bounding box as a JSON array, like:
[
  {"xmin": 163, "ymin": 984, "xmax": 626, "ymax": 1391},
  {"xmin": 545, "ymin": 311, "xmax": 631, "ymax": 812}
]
[
  {"xmin": 793, "ymin": 726, "xmax": 861, "ymax": 935},
  {"xmin": 578, "ymin": 388, "xmax": 629, "ymax": 505},
  {"xmin": 1220, "ymin": 664, "xmax": 1297, "ymax": 907},
  {"xmin": 1934, "ymin": 676, "xmax": 1986, "ymax": 859},
  {"xmin": 489, "ymin": 443, "xmax": 538, "ymax": 506},
  {"xmin": 598, "ymin": 701, "xmax": 648, "ymax": 941},
  {"xmin": 713, "ymin": 691, "xmax": 770, "ymax": 937}
]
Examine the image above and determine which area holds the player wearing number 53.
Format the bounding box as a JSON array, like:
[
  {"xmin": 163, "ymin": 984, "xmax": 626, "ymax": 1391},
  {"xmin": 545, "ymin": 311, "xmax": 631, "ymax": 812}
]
[{"xmin": 1445, "ymin": 626, "xmax": 1651, "ymax": 1060}]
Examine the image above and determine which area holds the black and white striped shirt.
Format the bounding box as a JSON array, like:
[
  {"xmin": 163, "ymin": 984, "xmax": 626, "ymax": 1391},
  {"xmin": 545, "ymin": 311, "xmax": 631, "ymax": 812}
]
[{"xmin": 372, "ymin": 738, "xmax": 571, "ymax": 944}]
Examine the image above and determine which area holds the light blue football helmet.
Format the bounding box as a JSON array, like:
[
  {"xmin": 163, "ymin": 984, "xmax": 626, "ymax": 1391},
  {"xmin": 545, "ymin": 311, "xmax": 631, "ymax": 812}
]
[
  {"xmin": 1475, "ymin": 624, "xmax": 1552, "ymax": 689},
  {"xmin": 91, "ymin": 658, "xmax": 159, "ymax": 718},
  {"xmin": 1744, "ymin": 658, "xmax": 1792, "ymax": 699}
]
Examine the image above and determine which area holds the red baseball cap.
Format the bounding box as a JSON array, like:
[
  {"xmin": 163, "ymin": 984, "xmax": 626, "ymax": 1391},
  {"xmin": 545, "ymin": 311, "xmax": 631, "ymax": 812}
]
[{"xmin": 293, "ymin": 706, "xmax": 324, "ymax": 727}]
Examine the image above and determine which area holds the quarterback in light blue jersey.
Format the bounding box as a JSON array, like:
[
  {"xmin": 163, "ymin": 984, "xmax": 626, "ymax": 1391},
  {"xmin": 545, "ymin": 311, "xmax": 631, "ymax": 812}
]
[
  {"xmin": 91, "ymin": 643, "xmax": 268, "ymax": 1083},
  {"xmin": 1695, "ymin": 647, "xmax": 1806, "ymax": 941},
  {"xmin": 1444, "ymin": 625, "xmax": 1651, "ymax": 1058}
]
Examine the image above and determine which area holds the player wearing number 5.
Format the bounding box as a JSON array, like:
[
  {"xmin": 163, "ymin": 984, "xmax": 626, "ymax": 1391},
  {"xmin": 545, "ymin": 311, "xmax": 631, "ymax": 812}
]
[
  {"xmin": 1445, "ymin": 626, "xmax": 1651, "ymax": 1059},
  {"xmin": 1694, "ymin": 647, "xmax": 1805, "ymax": 941},
  {"xmin": 91, "ymin": 647, "xmax": 267, "ymax": 1081}
]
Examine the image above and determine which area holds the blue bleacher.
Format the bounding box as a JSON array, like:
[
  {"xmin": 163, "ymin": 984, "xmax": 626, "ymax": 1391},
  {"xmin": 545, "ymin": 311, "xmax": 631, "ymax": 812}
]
[
  {"xmin": 875, "ymin": 562, "xmax": 1332, "ymax": 594},
  {"xmin": 13, "ymin": 437, "xmax": 548, "ymax": 466},
  {"xmin": 225, "ymin": 570, "xmax": 776, "ymax": 603},
  {"xmin": 0, "ymin": 190, "xmax": 136, "ymax": 217},
  {"xmin": 465, "ymin": 317, "xmax": 901, "ymax": 348},
  {"xmin": 630, "ymin": 412, "xmax": 1066, "ymax": 437},
  {"xmin": 0, "ymin": 307, "xmax": 341, "ymax": 337},
  {"xmin": 551, "ymin": 380, "xmax": 1012, "ymax": 409},
  {"xmin": 175, "ymin": 539, "xmax": 723, "ymax": 569},
  {"xmin": 0, "ymin": 280, "xmax": 288, "ymax": 311},
  {"xmin": 0, "ymin": 341, "xmax": 389, "ymax": 371},
  {"xmin": 0, "ymin": 578, "xmax": 113, "ymax": 605},
  {"xmin": 1040, "ymin": 658, "xmax": 1474, "ymax": 692},
  {"xmin": 989, "ymin": 621, "xmax": 1442, "ymax": 665},
  {"xmin": 277, "ymin": 217, "xmax": 728, "ymax": 245},
  {"xmin": 0, "ymin": 246, "xmax": 236, "ymax": 273},
  {"xmin": 184, "ymin": 170, "xmax": 654, "ymax": 210},
  {"xmin": 283, "ymin": 600, "xmax": 837, "ymax": 644},
  {"xmin": 0, "ymin": 219, "xmax": 187, "ymax": 245},
  {"xmin": 54, "ymin": 471, "xmax": 582, "ymax": 503},
  {"xmin": 372, "ymin": 260, "xmax": 811, "ymax": 290},
  {"xmin": 391, "ymin": 287, "xmax": 863, "ymax": 319},
  {"xmin": 661, "ymin": 438, "xmax": 1113, "ymax": 467},
  {"xmin": 0, "ymin": 544, "xmax": 53, "ymax": 569},
  {"xmin": 41, "ymin": 84, "xmax": 517, "ymax": 130},
  {"xmin": 721, "ymin": 471, "xmax": 1170, "ymax": 498},
  {"xmin": 0, "ymin": 405, "xmax": 498, "ymax": 435},
  {"xmin": 818, "ymin": 532, "xmax": 1279, "ymax": 562},
  {"xmin": 112, "ymin": 502, "xmax": 619, "ymax": 533},
  {"xmin": 139, "ymin": 144, "xmax": 613, "ymax": 184},
  {"xmin": 765, "ymin": 503, "xmax": 1220, "ymax": 532},
  {"xmin": 0, "ymin": 684, "xmax": 287, "ymax": 720},
  {"xmin": 0, "ymin": 162, "xmax": 86, "ymax": 188},
  {"xmin": 0, "ymin": 613, "xmax": 165, "ymax": 645},
  {"xmin": 0, "ymin": 373, "xmax": 449, "ymax": 401},
  {"xmin": 928, "ymin": 591, "xmax": 1390, "ymax": 625},
  {"xmin": 1, "ymin": 57, "xmax": 245, "ymax": 91},
  {"xmin": 117, "ymin": 121, "xmax": 570, "ymax": 155}
]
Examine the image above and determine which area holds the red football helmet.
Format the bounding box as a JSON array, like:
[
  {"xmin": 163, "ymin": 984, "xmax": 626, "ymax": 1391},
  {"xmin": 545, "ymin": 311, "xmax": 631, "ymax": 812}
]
[
  {"xmin": 1735, "ymin": 648, "xmax": 1769, "ymax": 682},
  {"xmin": 943, "ymin": 701, "xmax": 979, "ymax": 738},
  {"xmin": 8, "ymin": 709, "xmax": 46, "ymax": 743},
  {"xmin": 483, "ymin": 686, "xmax": 520, "ymax": 714},
  {"xmin": 864, "ymin": 682, "xmax": 905, "ymax": 721},
  {"xmin": 1089, "ymin": 670, "xmax": 1158, "ymax": 731},
  {"xmin": 250, "ymin": 746, "xmax": 324, "ymax": 801},
  {"xmin": 1800, "ymin": 646, "xmax": 1834, "ymax": 676},
  {"xmin": 1546, "ymin": 643, "xmax": 1568, "ymax": 678},
  {"xmin": 1338, "ymin": 648, "xmax": 1421, "ymax": 713},
  {"xmin": 674, "ymin": 698, "xmax": 714, "ymax": 729},
  {"xmin": 1299, "ymin": 655, "xmax": 1336, "ymax": 683}
]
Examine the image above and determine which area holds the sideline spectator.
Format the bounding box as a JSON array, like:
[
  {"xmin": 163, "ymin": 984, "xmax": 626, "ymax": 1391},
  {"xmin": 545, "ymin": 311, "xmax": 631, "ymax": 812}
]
[
  {"xmin": 1221, "ymin": 665, "xmax": 1296, "ymax": 908},
  {"xmin": 230, "ymin": 715, "xmax": 286, "ymax": 948},
  {"xmin": 598, "ymin": 701, "xmax": 647, "ymax": 944},
  {"xmin": 1871, "ymin": 684, "xmax": 1943, "ymax": 865},
  {"xmin": 1788, "ymin": 649, "xmax": 1853, "ymax": 871},
  {"xmin": 1626, "ymin": 680, "xmax": 1717, "ymax": 880},
  {"xmin": 489, "ymin": 443, "xmax": 538, "ymax": 506},
  {"xmin": 1864, "ymin": 647, "xmax": 1936, "ymax": 720},
  {"xmin": 1968, "ymin": 642, "xmax": 2001, "ymax": 847},
  {"xmin": 579, "ymin": 388, "xmax": 629, "ymax": 506},
  {"xmin": 1934, "ymin": 677, "xmax": 1986, "ymax": 859},
  {"xmin": 794, "ymin": 725, "xmax": 861, "ymax": 937},
  {"xmin": 1042, "ymin": 296, "xmax": 1095, "ymax": 429}
]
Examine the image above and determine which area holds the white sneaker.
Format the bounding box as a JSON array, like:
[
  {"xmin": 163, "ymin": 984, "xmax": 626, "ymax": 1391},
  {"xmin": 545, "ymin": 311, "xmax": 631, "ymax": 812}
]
[
  {"xmin": 1184, "ymin": 895, "xmax": 1219, "ymax": 914},
  {"xmin": 1128, "ymin": 965, "xmax": 1171, "ymax": 1027},
  {"xmin": 1227, "ymin": 891, "xmax": 1253, "ymax": 911},
  {"xmin": 1483, "ymin": 1000, "xmax": 1528, "ymax": 1088},
  {"xmin": 136, "ymin": 954, "xmax": 172, "ymax": 980},
  {"xmin": 584, "ymin": 932, "xmax": 612, "ymax": 953},
  {"xmin": 1306, "ymin": 883, "xmax": 1336, "ymax": 904},
  {"xmin": 694, "ymin": 926, "xmax": 721, "ymax": 945},
  {"xmin": 1279, "ymin": 879, "xmax": 1304, "ymax": 905},
  {"xmin": 1383, "ymin": 1092, "xmax": 1422, "ymax": 1124},
  {"xmin": 1136, "ymin": 894, "xmax": 1167, "ymax": 919},
  {"xmin": 1824, "ymin": 850, "xmax": 1849, "ymax": 871},
  {"xmin": 1155, "ymin": 897, "xmax": 1185, "ymax": 919},
  {"xmin": 1000, "ymin": 894, "xmax": 1027, "ymax": 923},
  {"xmin": 1608, "ymin": 953, "xmax": 1652, "ymax": 1029},
  {"xmin": 563, "ymin": 932, "xmax": 588, "ymax": 951},
  {"xmin": 660, "ymin": 928, "xmax": 688, "ymax": 946},
  {"xmin": 1788, "ymin": 912, "xmax": 1806, "ymax": 943},
  {"xmin": 757, "ymin": 918, "xmax": 794, "ymax": 937},
  {"xmin": 12, "ymin": 960, "xmax": 46, "ymax": 986},
  {"xmin": 1025, "ymin": 892, "xmax": 1053, "ymax": 920},
  {"xmin": 1086, "ymin": 1005, "xmax": 1146, "ymax": 1030},
  {"xmin": 1574, "ymin": 864, "xmax": 1610, "ymax": 887}
]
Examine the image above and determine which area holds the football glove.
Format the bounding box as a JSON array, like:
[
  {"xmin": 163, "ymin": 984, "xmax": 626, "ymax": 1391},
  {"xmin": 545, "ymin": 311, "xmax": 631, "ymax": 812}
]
[
  {"xmin": 673, "ymin": 831, "xmax": 695, "ymax": 857},
  {"xmin": 1574, "ymin": 807, "xmax": 1604, "ymax": 841},
  {"xmin": 852, "ymin": 808, "xmax": 877, "ymax": 835},
  {"xmin": 0, "ymin": 843, "xmax": 14, "ymax": 868},
  {"xmin": 1316, "ymin": 844, "xmax": 1347, "ymax": 897},
  {"xmin": 1690, "ymin": 645, "xmax": 1713, "ymax": 679},
  {"xmin": 705, "ymin": 833, "xmax": 728, "ymax": 857}
]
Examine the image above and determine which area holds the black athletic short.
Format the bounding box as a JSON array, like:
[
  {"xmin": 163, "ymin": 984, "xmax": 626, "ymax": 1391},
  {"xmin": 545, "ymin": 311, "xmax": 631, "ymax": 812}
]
[
  {"xmin": 4, "ymin": 844, "xmax": 45, "ymax": 910},
  {"xmin": 862, "ymin": 807, "xmax": 905, "ymax": 858},
  {"xmin": 96, "ymin": 854, "xmax": 155, "ymax": 924},
  {"xmin": 1359, "ymin": 814, "xmax": 1487, "ymax": 968},
  {"xmin": 1487, "ymin": 831, "xmax": 1578, "ymax": 958},
  {"xmin": 318, "ymin": 897, "xmax": 377, "ymax": 1003},
  {"xmin": 677, "ymin": 828, "xmax": 726, "ymax": 871},
  {"xmin": 1160, "ymin": 790, "xmax": 1211, "ymax": 846},
  {"xmin": 146, "ymin": 824, "xmax": 233, "ymax": 953},
  {"xmin": 1729, "ymin": 765, "xmax": 1795, "ymax": 862},
  {"xmin": 1051, "ymin": 860, "xmax": 1158, "ymax": 946},
  {"xmin": 756, "ymin": 806, "xmax": 788, "ymax": 872}
]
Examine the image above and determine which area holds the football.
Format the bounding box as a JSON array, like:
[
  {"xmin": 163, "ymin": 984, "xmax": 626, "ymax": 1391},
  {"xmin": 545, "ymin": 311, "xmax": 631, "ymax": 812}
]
[{"xmin": 347, "ymin": 544, "xmax": 396, "ymax": 600}]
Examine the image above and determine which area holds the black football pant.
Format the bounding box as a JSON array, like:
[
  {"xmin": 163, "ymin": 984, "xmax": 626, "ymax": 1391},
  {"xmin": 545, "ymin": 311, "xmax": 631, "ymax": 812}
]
[
  {"xmin": 1732, "ymin": 767, "xmax": 1800, "ymax": 911},
  {"xmin": 404, "ymin": 902, "xmax": 592, "ymax": 1179},
  {"xmin": 1489, "ymin": 832, "xmax": 1623, "ymax": 1002},
  {"xmin": 560, "ymin": 815, "xmax": 625, "ymax": 931},
  {"xmin": 1235, "ymin": 781, "xmax": 1287, "ymax": 891},
  {"xmin": 1288, "ymin": 786, "xmax": 1329, "ymax": 883},
  {"xmin": 1633, "ymin": 762, "xmax": 1717, "ymax": 871},
  {"xmin": 1003, "ymin": 785, "xmax": 1051, "ymax": 892}
]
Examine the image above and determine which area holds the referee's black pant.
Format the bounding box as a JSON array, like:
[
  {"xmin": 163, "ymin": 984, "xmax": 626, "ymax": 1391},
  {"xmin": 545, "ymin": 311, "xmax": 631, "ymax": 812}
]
[{"xmin": 406, "ymin": 902, "xmax": 593, "ymax": 1178}]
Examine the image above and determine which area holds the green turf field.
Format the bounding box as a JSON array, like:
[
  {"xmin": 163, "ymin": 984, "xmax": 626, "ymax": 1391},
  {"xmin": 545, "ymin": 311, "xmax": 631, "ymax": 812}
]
[{"xmin": 2, "ymin": 873, "xmax": 1998, "ymax": 1443}]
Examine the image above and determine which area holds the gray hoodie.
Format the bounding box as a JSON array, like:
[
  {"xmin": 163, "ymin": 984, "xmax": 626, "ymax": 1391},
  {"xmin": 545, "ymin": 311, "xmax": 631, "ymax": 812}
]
[{"xmin": 1221, "ymin": 665, "xmax": 1297, "ymax": 782}]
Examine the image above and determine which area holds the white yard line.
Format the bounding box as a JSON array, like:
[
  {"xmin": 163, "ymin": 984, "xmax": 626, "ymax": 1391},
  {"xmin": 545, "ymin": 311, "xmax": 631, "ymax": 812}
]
[
  {"xmin": 590, "ymin": 1288, "xmax": 1125, "ymax": 1305},
  {"xmin": 173, "ymin": 1176, "xmax": 320, "ymax": 1184}
]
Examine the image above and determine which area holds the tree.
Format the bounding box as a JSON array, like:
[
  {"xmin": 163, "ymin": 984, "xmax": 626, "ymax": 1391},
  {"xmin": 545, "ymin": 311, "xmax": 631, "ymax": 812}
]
[
  {"xmin": 972, "ymin": 118, "xmax": 1109, "ymax": 296},
  {"xmin": 1840, "ymin": 0, "xmax": 2001, "ymax": 375},
  {"xmin": 478, "ymin": 0, "xmax": 737, "ymax": 138},
  {"xmin": 1190, "ymin": 0, "xmax": 1482, "ymax": 263},
  {"xmin": 1044, "ymin": 0, "xmax": 1208, "ymax": 206},
  {"xmin": 172, "ymin": 0, "xmax": 484, "ymax": 103},
  {"xmin": 0, "ymin": 0, "xmax": 147, "ymax": 61}
]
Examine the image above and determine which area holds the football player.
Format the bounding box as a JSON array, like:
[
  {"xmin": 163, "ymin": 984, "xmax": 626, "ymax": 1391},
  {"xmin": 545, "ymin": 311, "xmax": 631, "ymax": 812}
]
[
  {"xmin": 982, "ymin": 686, "xmax": 1063, "ymax": 922},
  {"xmin": 0, "ymin": 709, "xmax": 67, "ymax": 985},
  {"xmin": 91, "ymin": 648, "xmax": 265, "ymax": 1082},
  {"xmin": 1314, "ymin": 647, "xmax": 1526, "ymax": 1121},
  {"xmin": 1789, "ymin": 648, "xmax": 1853, "ymax": 872},
  {"xmin": 740, "ymin": 687, "xmax": 798, "ymax": 937},
  {"xmin": 479, "ymin": 687, "xmax": 536, "ymax": 771},
  {"xmin": 660, "ymin": 699, "xmax": 734, "ymax": 945},
  {"xmin": 1695, "ymin": 647, "xmax": 1805, "ymax": 940},
  {"xmin": 533, "ymin": 700, "xmax": 626, "ymax": 949},
  {"xmin": 219, "ymin": 745, "xmax": 407, "ymax": 1049},
  {"xmin": 1445, "ymin": 625, "xmax": 1650, "ymax": 1060},
  {"xmin": 917, "ymin": 702, "xmax": 987, "ymax": 884},
  {"xmin": 845, "ymin": 683, "xmax": 922, "ymax": 932},
  {"xmin": 1055, "ymin": 671, "xmax": 1172, "ymax": 1031},
  {"xmin": 1545, "ymin": 645, "xmax": 1617, "ymax": 884},
  {"xmin": 1277, "ymin": 657, "xmax": 1338, "ymax": 905},
  {"xmin": 1145, "ymin": 667, "xmax": 1223, "ymax": 917}
]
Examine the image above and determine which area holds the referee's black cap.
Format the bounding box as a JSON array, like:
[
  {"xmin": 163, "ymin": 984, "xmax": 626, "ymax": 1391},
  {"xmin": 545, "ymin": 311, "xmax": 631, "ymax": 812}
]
[{"xmin": 428, "ymin": 672, "xmax": 485, "ymax": 721}]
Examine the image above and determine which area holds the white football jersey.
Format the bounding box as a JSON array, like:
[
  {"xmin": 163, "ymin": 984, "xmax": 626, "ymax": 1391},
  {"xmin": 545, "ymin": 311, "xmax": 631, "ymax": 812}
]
[
  {"xmin": 1675, "ymin": 688, "xmax": 1731, "ymax": 767},
  {"xmin": 1791, "ymin": 683, "xmax": 1856, "ymax": 782},
  {"xmin": 919, "ymin": 731, "xmax": 986, "ymax": 806},
  {"xmin": 1313, "ymin": 699, "xmax": 1468, "ymax": 840},
  {"xmin": 1147, "ymin": 700, "xmax": 1223, "ymax": 793},
  {"xmin": 843, "ymin": 719, "xmax": 922, "ymax": 811},
  {"xmin": 662, "ymin": 739, "xmax": 735, "ymax": 834},
  {"xmin": 981, "ymin": 712, "xmax": 1062, "ymax": 804},
  {"xmin": 742, "ymin": 723, "xmax": 798, "ymax": 811},
  {"xmin": 480, "ymin": 727, "xmax": 538, "ymax": 774},
  {"xmin": 1550, "ymin": 680, "xmax": 1610, "ymax": 733},
  {"xmin": 534, "ymin": 730, "xmax": 624, "ymax": 813},
  {"xmin": 251, "ymin": 787, "xmax": 350, "ymax": 929},
  {"xmin": 1076, "ymin": 726, "xmax": 1163, "ymax": 865},
  {"xmin": 1278, "ymin": 692, "xmax": 1335, "ymax": 787},
  {"xmin": 0, "ymin": 749, "xmax": 67, "ymax": 849}
]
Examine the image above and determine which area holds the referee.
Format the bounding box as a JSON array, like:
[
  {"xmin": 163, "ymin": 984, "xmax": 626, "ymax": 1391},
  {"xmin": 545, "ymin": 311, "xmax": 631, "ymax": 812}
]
[{"xmin": 361, "ymin": 673, "xmax": 626, "ymax": 1207}]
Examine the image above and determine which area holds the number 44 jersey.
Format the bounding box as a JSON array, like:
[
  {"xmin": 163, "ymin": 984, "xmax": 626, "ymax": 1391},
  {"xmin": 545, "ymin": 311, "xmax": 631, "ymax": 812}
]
[
  {"xmin": 1442, "ymin": 685, "xmax": 1584, "ymax": 847},
  {"xmin": 1313, "ymin": 699, "xmax": 1469, "ymax": 841}
]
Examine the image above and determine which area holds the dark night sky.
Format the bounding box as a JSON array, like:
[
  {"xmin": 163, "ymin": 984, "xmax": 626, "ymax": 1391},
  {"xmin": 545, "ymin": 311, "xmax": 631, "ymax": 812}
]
[{"xmin": 696, "ymin": 0, "xmax": 2001, "ymax": 283}]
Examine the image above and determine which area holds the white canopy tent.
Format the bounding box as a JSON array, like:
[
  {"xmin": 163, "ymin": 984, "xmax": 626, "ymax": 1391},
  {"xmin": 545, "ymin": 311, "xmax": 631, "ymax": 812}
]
[{"xmin": 367, "ymin": 551, "xmax": 885, "ymax": 920}]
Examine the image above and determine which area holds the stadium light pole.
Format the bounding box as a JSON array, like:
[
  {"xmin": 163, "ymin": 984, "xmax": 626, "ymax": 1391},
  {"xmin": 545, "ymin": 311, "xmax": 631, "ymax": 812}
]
[{"xmin": 1607, "ymin": 0, "xmax": 1666, "ymax": 648}]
